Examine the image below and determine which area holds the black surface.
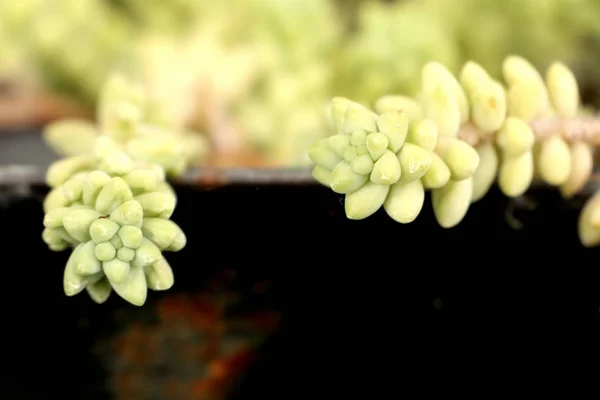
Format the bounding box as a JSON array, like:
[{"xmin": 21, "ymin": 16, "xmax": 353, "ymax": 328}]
[
  {"xmin": 2, "ymin": 130, "xmax": 600, "ymax": 396},
  {"xmin": 1, "ymin": 182, "xmax": 600, "ymax": 398}
]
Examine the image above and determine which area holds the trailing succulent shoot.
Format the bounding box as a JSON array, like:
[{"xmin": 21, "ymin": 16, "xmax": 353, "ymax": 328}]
[
  {"xmin": 40, "ymin": 74, "xmax": 207, "ymax": 306},
  {"xmin": 43, "ymin": 73, "xmax": 209, "ymax": 177},
  {"xmin": 42, "ymin": 140, "xmax": 185, "ymax": 306},
  {"xmin": 309, "ymin": 56, "xmax": 600, "ymax": 247}
]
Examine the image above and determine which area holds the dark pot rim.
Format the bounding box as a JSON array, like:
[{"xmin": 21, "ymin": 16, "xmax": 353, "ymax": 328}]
[{"xmin": 0, "ymin": 164, "xmax": 318, "ymax": 187}]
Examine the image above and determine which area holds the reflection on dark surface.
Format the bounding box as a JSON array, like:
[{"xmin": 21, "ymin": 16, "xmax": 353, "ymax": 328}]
[
  {"xmin": 94, "ymin": 285, "xmax": 278, "ymax": 400},
  {"xmin": 0, "ymin": 183, "xmax": 599, "ymax": 398}
]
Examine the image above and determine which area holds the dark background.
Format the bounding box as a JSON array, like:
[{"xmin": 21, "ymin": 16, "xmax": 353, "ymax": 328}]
[{"xmin": 1, "ymin": 131, "xmax": 600, "ymax": 397}]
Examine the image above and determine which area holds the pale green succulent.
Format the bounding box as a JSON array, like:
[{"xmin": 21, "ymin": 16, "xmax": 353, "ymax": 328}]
[
  {"xmin": 310, "ymin": 97, "xmax": 441, "ymax": 223},
  {"xmin": 43, "ymin": 143, "xmax": 185, "ymax": 306}
]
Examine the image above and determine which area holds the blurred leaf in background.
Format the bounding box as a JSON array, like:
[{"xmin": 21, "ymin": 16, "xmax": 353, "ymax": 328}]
[
  {"xmin": 134, "ymin": 0, "xmax": 344, "ymax": 166},
  {"xmin": 421, "ymin": 0, "xmax": 600, "ymax": 80},
  {"xmin": 0, "ymin": 0, "xmax": 136, "ymax": 107},
  {"xmin": 333, "ymin": 0, "xmax": 460, "ymax": 104},
  {"xmin": 3, "ymin": 0, "xmax": 600, "ymax": 165},
  {"xmin": 229, "ymin": 0, "xmax": 344, "ymax": 166},
  {"xmin": 106, "ymin": 0, "xmax": 204, "ymax": 35}
]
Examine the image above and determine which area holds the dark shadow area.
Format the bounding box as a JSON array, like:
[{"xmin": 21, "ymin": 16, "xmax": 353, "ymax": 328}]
[{"xmin": 0, "ymin": 181, "xmax": 599, "ymax": 398}]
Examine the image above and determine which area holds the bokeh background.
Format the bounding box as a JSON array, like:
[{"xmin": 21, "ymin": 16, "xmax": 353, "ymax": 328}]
[
  {"xmin": 1, "ymin": 0, "xmax": 600, "ymax": 398},
  {"xmin": 2, "ymin": 0, "xmax": 600, "ymax": 166}
]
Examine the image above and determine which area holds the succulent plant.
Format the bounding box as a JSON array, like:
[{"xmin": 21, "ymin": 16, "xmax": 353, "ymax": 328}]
[
  {"xmin": 43, "ymin": 138, "xmax": 184, "ymax": 306},
  {"xmin": 41, "ymin": 73, "xmax": 209, "ymax": 306},
  {"xmin": 309, "ymin": 56, "xmax": 600, "ymax": 248}
]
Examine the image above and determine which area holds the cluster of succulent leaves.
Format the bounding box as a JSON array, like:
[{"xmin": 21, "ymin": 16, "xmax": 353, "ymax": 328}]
[
  {"xmin": 43, "ymin": 143, "xmax": 184, "ymax": 306},
  {"xmin": 41, "ymin": 75, "xmax": 208, "ymax": 306},
  {"xmin": 43, "ymin": 73, "xmax": 209, "ymax": 176},
  {"xmin": 310, "ymin": 94, "xmax": 479, "ymax": 227},
  {"xmin": 310, "ymin": 55, "xmax": 600, "ymax": 248}
]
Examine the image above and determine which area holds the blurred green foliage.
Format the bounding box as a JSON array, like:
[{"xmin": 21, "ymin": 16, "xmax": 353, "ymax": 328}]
[
  {"xmin": 0, "ymin": 0, "xmax": 136, "ymax": 105},
  {"xmin": 1, "ymin": 0, "xmax": 600, "ymax": 165},
  {"xmin": 422, "ymin": 0, "xmax": 600, "ymax": 78},
  {"xmin": 334, "ymin": 0, "xmax": 461, "ymax": 104}
]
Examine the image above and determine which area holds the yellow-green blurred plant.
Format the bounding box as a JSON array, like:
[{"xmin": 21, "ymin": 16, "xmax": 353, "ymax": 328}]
[
  {"xmin": 309, "ymin": 56, "xmax": 600, "ymax": 249},
  {"xmin": 334, "ymin": 0, "xmax": 600, "ymax": 106},
  {"xmin": 106, "ymin": 0, "xmax": 205, "ymax": 35},
  {"xmin": 43, "ymin": 73, "xmax": 209, "ymax": 177},
  {"xmin": 334, "ymin": 0, "xmax": 461, "ymax": 106},
  {"xmin": 135, "ymin": 13, "xmax": 264, "ymax": 131},
  {"xmin": 228, "ymin": 0, "xmax": 344, "ymax": 166},
  {"xmin": 111, "ymin": 0, "xmax": 342, "ymax": 166},
  {"xmin": 0, "ymin": 17, "xmax": 27, "ymax": 81},
  {"xmin": 6, "ymin": 0, "xmax": 600, "ymax": 170},
  {"xmin": 0, "ymin": 0, "xmax": 137, "ymax": 106},
  {"xmin": 421, "ymin": 0, "xmax": 600, "ymax": 79}
]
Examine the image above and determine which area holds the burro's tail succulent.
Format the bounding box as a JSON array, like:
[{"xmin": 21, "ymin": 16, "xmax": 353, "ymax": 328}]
[
  {"xmin": 42, "ymin": 138, "xmax": 185, "ymax": 306},
  {"xmin": 309, "ymin": 56, "xmax": 600, "ymax": 248}
]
